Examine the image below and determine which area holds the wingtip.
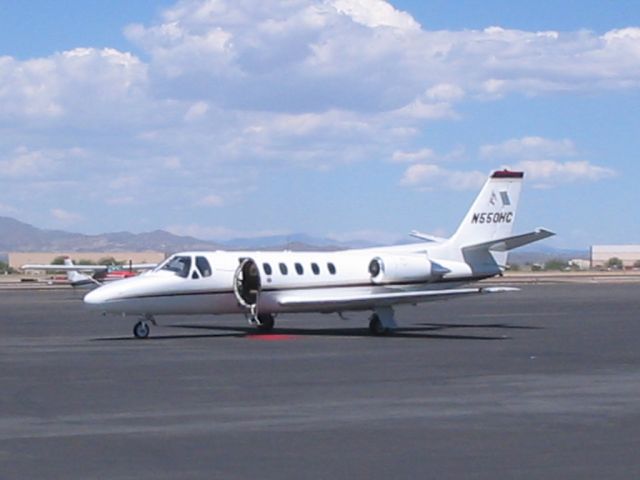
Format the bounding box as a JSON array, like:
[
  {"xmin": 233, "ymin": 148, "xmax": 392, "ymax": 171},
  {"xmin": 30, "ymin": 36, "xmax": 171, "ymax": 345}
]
[{"xmin": 535, "ymin": 227, "xmax": 556, "ymax": 236}]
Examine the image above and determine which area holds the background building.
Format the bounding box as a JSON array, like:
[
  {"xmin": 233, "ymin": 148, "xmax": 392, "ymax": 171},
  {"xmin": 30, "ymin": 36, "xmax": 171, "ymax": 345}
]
[
  {"xmin": 590, "ymin": 245, "xmax": 640, "ymax": 269},
  {"xmin": 569, "ymin": 259, "xmax": 591, "ymax": 270},
  {"xmin": 11, "ymin": 251, "xmax": 166, "ymax": 271}
]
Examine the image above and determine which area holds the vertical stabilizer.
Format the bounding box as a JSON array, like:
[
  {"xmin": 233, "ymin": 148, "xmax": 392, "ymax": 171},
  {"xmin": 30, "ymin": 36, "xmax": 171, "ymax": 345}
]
[
  {"xmin": 63, "ymin": 258, "xmax": 92, "ymax": 286},
  {"xmin": 449, "ymin": 170, "xmax": 524, "ymax": 265}
]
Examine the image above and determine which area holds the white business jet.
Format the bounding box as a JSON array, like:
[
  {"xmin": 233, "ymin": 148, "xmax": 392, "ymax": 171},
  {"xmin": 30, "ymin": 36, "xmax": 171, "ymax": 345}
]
[{"xmin": 84, "ymin": 170, "xmax": 554, "ymax": 339}]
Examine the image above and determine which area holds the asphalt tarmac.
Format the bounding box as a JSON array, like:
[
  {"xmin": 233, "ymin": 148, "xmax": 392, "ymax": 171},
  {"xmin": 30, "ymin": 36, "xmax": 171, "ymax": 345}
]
[{"xmin": 1, "ymin": 284, "xmax": 640, "ymax": 479}]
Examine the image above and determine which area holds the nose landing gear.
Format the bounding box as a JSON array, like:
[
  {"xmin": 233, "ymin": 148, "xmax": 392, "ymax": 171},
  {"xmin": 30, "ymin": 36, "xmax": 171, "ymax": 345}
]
[{"xmin": 133, "ymin": 314, "xmax": 156, "ymax": 339}]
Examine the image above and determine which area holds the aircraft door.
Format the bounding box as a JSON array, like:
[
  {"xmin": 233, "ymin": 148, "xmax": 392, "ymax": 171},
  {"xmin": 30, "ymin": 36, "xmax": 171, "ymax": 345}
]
[{"xmin": 233, "ymin": 258, "xmax": 261, "ymax": 313}]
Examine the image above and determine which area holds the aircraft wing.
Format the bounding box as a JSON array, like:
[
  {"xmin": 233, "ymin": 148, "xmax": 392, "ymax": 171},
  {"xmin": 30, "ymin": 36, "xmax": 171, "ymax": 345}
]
[
  {"xmin": 126, "ymin": 263, "xmax": 157, "ymax": 270},
  {"xmin": 409, "ymin": 230, "xmax": 447, "ymax": 243},
  {"xmin": 21, "ymin": 263, "xmax": 156, "ymax": 272},
  {"xmin": 21, "ymin": 264, "xmax": 109, "ymax": 272},
  {"xmin": 277, "ymin": 285, "xmax": 518, "ymax": 310}
]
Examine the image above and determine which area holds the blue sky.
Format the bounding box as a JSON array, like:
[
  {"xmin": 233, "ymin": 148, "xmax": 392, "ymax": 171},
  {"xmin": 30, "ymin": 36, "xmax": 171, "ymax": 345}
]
[{"xmin": 0, "ymin": 0, "xmax": 639, "ymax": 248}]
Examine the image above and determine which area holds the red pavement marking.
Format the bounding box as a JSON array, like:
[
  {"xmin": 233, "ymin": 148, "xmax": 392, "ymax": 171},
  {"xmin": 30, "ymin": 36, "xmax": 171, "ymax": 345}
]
[{"xmin": 246, "ymin": 333, "xmax": 297, "ymax": 341}]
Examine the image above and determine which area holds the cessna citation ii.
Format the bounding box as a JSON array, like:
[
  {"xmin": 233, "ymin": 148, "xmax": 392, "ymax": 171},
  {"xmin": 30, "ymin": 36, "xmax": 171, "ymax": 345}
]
[{"xmin": 84, "ymin": 170, "xmax": 554, "ymax": 339}]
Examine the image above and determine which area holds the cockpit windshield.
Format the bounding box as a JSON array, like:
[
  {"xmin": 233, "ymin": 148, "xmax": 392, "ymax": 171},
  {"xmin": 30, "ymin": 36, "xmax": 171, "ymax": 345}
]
[{"xmin": 157, "ymin": 255, "xmax": 192, "ymax": 278}]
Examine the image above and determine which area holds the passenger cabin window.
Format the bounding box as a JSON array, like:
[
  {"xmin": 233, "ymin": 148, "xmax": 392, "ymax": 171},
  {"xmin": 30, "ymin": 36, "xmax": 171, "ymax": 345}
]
[
  {"xmin": 295, "ymin": 263, "xmax": 304, "ymax": 275},
  {"xmin": 311, "ymin": 263, "xmax": 320, "ymax": 275},
  {"xmin": 279, "ymin": 263, "xmax": 288, "ymax": 275},
  {"xmin": 195, "ymin": 256, "xmax": 212, "ymax": 277},
  {"xmin": 327, "ymin": 262, "xmax": 336, "ymax": 275},
  {"xmin": 263, "ymin": 263, "xmax": 272, "ymax": 275},
  {"xmin": 160, "ymin": 255, "xmax": 192, "ymax": 278}
]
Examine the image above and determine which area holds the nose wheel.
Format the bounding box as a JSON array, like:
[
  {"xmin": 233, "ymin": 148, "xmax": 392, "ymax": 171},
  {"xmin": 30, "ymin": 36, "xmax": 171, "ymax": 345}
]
[
  {"xmin": 133, "ymin": 321, "xmax": 150, "ymax": 339},
  {"xmin": 133, "ymin": 314, "xmax": 156, "ymax": 339}
]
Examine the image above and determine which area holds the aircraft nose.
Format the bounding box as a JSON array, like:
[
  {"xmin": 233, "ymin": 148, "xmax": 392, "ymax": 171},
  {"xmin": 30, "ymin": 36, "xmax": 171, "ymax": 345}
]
[{"xmin": 83, "ymin": 285, "xmax": 115, "ymax": 307}]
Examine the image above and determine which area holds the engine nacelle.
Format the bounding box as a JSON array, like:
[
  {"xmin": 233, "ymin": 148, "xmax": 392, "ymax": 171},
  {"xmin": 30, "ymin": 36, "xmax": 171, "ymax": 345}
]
[{"xmin": 368, "ymin": 254, "xmax": 434, "ymax": 284}]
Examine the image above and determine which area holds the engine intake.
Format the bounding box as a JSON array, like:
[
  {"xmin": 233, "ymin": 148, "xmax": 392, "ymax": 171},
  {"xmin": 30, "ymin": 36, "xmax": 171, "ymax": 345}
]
[{"xmin": 369, "ymin": 254, "xmax": 434, "ymax": 284}]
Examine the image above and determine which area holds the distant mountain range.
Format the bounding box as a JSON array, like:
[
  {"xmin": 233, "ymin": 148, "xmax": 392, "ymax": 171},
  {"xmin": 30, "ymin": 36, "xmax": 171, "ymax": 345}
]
[
  {"xmin": 0, "ymin": 216, "xmax": 586, "ymax": 264},
  {"xmin": 0, "ymin": 216, "xmax": 221, "ymax": 253},
  {"xmin": 0, "ymin": 216, "xmax": 376, "ymax": 254}
]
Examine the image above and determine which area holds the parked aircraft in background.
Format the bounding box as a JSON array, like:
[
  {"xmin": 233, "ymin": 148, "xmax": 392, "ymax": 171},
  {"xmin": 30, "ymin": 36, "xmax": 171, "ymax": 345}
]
[
  {"xmin": 84, "ymin": 170, "xmax": 555, "ymax": 339},
  {"xmin": 22, "ymin": 258, "xmax": 157, "ymax": 288}
]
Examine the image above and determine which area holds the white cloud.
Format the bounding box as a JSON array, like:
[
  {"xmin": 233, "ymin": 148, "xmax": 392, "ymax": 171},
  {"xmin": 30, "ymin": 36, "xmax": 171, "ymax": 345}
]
[
  {"xmin": 165, "ymin": 224, "xmax": 236, "ymax": 240},
  {"xmin": 0, "ymin": 48, "xmax": 148, "ymax": 122},
  {"xmin": 51, "ymin": 208, "xmax": 83, "ymax": 224},
  {"xmin": 184, "ymin": 101, "xmax": 209, "ymax": 121},
  {"xmin": 162, "ymin": 156, "xmax": 182, "ymax": 170},
  {"xmin": 392, "ymin": 97, "xmax": 459, "ymax": 120},
  {"xmin": 391, "ymin": 145, "xmax": 465, "ymax": 164},
  {"xmin": 108, "ymin": 175, "xmax": 141, "ymax": 190},
  {"xmin": 0, "ymin": 147, "xmax": 58, "ymax": 177},
  {"xmin": 326, "ymin": 228, "xmax": 400, "ymax": 245},
  {"xmin": 0, "ymin": 2, "xmax": 638, "ymax": 139},
  {"xmin": 0, "ymin": 202, "xmax": 18, "ymax": 215},
  {"xmin": 0, "ymin": 0, "xmax": 636, "ymax": 231},
  {"xmin": 400, "ymin": 164, "xmax": 486, "ymax": 190},
  {"xmin": 391, "ymin": 148, "xmax": 435, "ymax": 163},
  {"xmin": 480, "ymin": 137, "xmax": 577, "ymax": 160},
  {"xmin": 478, "ymin": 137, "xmax": 615, "ymax": 186},
  {"xmin": 425, "ymin": 83, "xmax": 465, "ymax": 102},
  {"xmin": 105, "ymin": 196, "xmax": 135, "ymax": 206},
  {"xmin": 165, "ymin": 224, "xmax": 289, "ymax": 241},
  {"xmin": 330, "ymin": 0, "xmax": 420, "ymax": 30},
  {"xmin": 117, "ymin": 1, "xmax": 640, "ymax": 123},
  {"xmin": 0, "ymin": 146, "xmax": 87, "ymax": 178},
  {"xmin": 196, "ymin": 194, "xmax": 225, "ymax": 207},
  {"xmin": 514, "ymin": 160, "xmax": 616, "ymax": 185}
]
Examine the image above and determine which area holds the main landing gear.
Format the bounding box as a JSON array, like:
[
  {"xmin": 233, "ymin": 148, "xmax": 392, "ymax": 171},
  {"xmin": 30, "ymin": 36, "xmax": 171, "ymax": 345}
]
[
  {"xmin": 133, "ymin": 314, "xmax": 156, "ymax": 339},
  {"xmin": 249, "ymin": 313, "xmax": 275, "ymax": 332},
  {"xmin": 368, "ymin": 307, "xmax": 398, "ymax": 336}
]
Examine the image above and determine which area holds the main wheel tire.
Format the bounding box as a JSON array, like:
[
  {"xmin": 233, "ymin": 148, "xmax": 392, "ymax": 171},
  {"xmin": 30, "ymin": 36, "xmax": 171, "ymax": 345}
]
[
  {"xmin": 256, "ymin": 314, "xmax": 275, "ymax": 331},
  {"xmin": 133, "ymin": 321, "xmax": 150, "ymax": 339},
  {"xmin": 369, "ymin": 314, "xmax": 388, "ymax": 336}
]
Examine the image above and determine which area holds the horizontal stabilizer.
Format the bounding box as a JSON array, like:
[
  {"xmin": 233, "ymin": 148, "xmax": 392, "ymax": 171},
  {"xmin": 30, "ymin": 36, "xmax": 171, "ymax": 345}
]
[
  {"xmin": 463, "ymin": 228, "xmax": 555, "ymax": 253},
  {"xmin": 409, "ymin": 230, "xmax": 447, "ymax": 243}
]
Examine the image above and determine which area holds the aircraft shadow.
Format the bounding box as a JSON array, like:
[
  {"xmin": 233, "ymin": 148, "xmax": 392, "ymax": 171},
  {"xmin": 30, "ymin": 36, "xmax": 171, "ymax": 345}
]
[
  {"xmin": 166, "ymin": 323, "xmax": 511, "ymax": 341},
  {"xmin": 92, "ymin": 332, "xmax": 246, "ymax": 342},
  {"xmin": 92, "ymin": 320, "xmax": 534, "ymax": 342},
  {"xmin": 417, "ymin": 322, "xmax": 542, "ymax": 331}
]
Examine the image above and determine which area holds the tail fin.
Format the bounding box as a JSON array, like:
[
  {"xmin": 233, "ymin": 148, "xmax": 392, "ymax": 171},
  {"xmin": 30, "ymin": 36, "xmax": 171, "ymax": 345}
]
[
  {"xmin": 432, "ymin": 169, "xmax": 555, "ymax": 276},
  {"xmin": 63, "ymin": 258, "xmax": 93, "ymax": 286},
  {"xmin": 448, "ymin": 170, "xmax": 524, "ymax": 268},
  {"xmin": 450, "ymin": 170, "xmax": 523, "ymax": 247}
]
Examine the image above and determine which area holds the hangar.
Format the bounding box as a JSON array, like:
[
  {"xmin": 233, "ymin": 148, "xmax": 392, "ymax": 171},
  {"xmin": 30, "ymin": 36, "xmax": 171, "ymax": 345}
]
[{"xmin": 591, "ymin": 245, "xmax": 640, "ymax": 269}]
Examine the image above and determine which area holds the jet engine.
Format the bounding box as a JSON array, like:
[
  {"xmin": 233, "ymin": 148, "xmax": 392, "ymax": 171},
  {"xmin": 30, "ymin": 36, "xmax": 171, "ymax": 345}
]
[{"xmin": 368, "ymin": 254, "xmax": 434, "ymax": 284}]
